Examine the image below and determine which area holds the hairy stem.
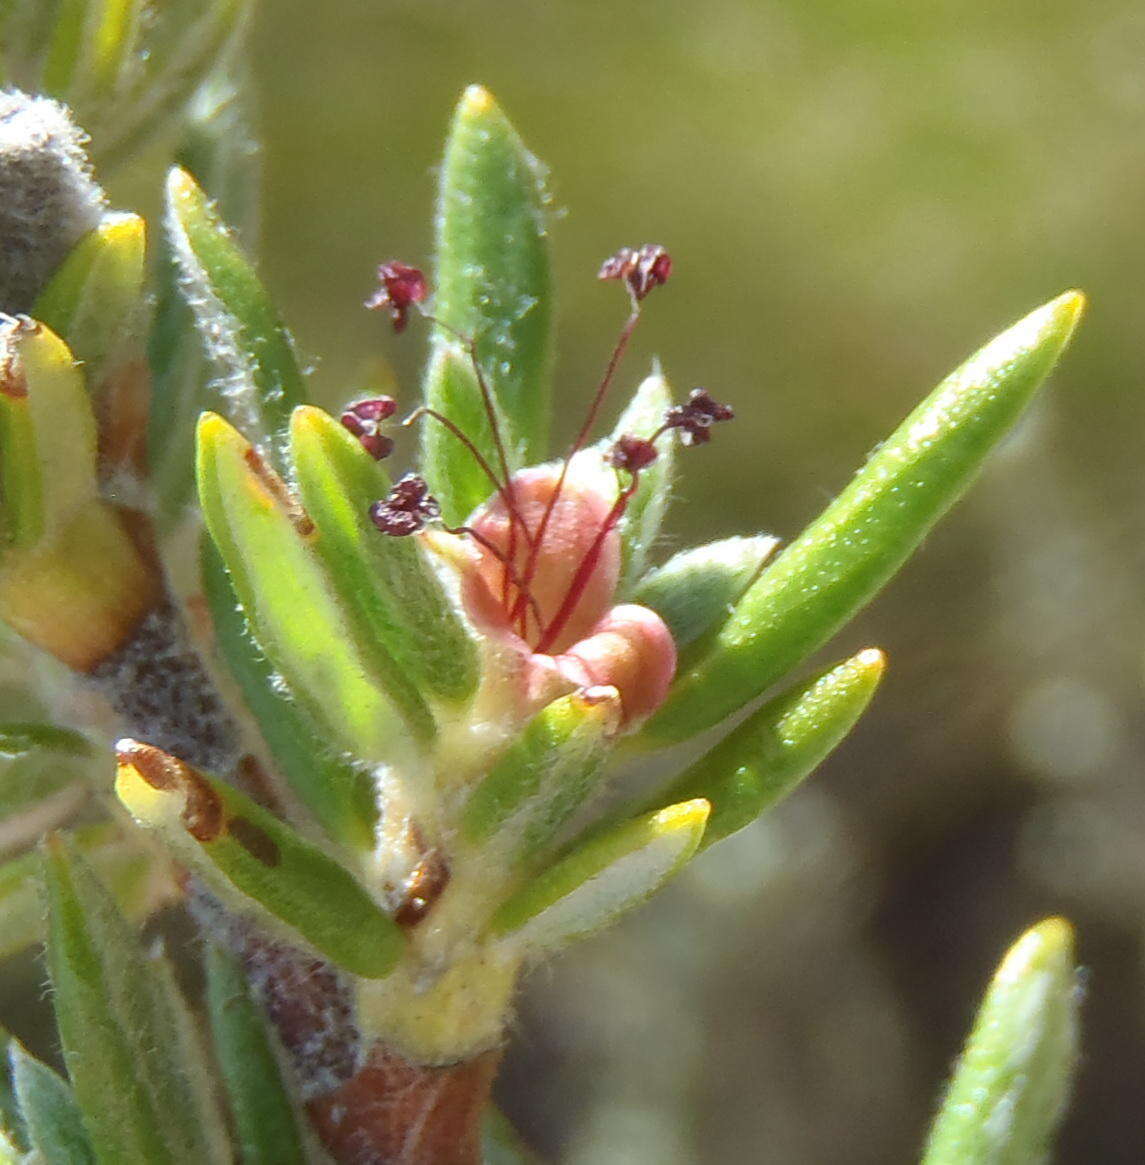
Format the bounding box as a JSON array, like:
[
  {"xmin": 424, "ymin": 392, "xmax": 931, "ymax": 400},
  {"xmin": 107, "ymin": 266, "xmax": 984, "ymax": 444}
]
[{"xmin": 88, "ymin": 588, "xmax": 493, "ymax": 1160}]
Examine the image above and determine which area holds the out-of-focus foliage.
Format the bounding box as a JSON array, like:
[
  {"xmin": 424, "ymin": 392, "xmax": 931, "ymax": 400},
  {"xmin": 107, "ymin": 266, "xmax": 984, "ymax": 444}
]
[
  {"xmin": 923, "ymin": 918, "xmax": 1080, "ymax": 1165},
  {"xmin": 242, "ymin": 3, "xmax": 1145, "ymax": 1161}
]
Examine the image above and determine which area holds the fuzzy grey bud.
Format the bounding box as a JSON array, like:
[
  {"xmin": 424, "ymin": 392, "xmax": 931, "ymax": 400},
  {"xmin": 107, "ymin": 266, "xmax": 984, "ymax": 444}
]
[{"xmin": 0, "ymin": 90, "xmax": 106, "ymax": 312}]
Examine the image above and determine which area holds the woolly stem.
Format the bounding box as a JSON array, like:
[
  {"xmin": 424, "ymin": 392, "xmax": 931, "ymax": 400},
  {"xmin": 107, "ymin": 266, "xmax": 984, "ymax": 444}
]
[{"xmin": 88, "ymin": 587, "xmax": 496, "ymax": 1161}]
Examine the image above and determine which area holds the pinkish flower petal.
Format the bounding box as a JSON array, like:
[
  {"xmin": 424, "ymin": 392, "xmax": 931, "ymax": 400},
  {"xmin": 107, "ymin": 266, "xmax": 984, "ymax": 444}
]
[
  {"xmin": 465, "ymin": 465, "xmax": 621, "ymax": 652},
  {"xmin": 557, "ymin": 604, "xmax": 677, "ymax": 727}
]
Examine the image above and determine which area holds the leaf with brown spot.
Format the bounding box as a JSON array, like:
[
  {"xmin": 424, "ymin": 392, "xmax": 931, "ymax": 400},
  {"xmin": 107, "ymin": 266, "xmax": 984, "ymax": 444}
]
[
  {"xmin": 226, "ymin": 817, "xmax": 280, "ymax": 867},
  {"xmin": 115, "ymin": 740, "xmax": 404, "ymax": 978}
]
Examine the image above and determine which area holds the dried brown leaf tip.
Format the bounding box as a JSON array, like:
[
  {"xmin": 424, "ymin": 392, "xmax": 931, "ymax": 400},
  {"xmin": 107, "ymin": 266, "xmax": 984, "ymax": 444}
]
[
  {"xmin": 118, "ymin": 740, "xmax": 281, "ymax": 866},
  {"xmin": 118, "ymin": 739, "xmax": 225, "ymax": 842},
  {"xmin": 364, "ymin": 261, "xmax": 428, "ymax": 333},
  {"xmin": 0, "ymin": 315, "xmax": 39, "ymax": 398},
  {"xmin": 369, "ymin": 474, "xmax": 441, "ymax": 536},
  {"xmin": 0, "ymin": 357, "xmax": 26, "ymax": 398},
  {"xmin": 598, "ymin": 244, "xmax": 672, "ymax": 301},
  {"xmin": 340, "ymin": 396, "xmax": 398, "ymax": 459}
]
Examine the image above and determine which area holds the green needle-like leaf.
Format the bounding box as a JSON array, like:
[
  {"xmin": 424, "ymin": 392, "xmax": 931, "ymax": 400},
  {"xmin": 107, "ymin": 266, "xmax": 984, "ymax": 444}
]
[
  {"xmin": 39, "ymin": 0, "xmax": 88, "ymax": 97},
  {"xmin": 290, "ymin": 405, "xmax": 478, "ymax": 704},
  {"xmin": 490, "ymin": 799, "xmax": 709, "ymax": 955},
  {"xmin": 653, "ymin": 648, "xmax": 885, "ymax": 848},
  {"xmin": 43, "ymin": 836, "xmax": 228, "ymax": 1164},
  {"xmin": 200, "ymin": 541, "xmax": 377, "ymax": 849},
  {"xmin": 87, "ymin": 0, "xmax": 146, "ymax": 98},
  {"xmin": 39, "ymin": 0, "xmax": 144, "ymax": 111},
  {"xmin": 32, "ymin": 211, "xmax": 145, "ymax": 385},
  {"xmin": 115, "ymin": 740, "xmax": 405, "ymax": 978},
  {"xmin": 205, "ymin": 943, "xmax": 308, "ymax": 1165},
  {"xmin": 422, "ymin": 84, "xmax": 552, "ymax": 524},
  {"xmin": 9, "ymin": 1042, "xmax": 94, "ymax": 1165},
  {"xmin": 167, "ymin": 167, "xmax": 305, "ymax": 462},
  {"xmin": 645, "ymin": 291, "xmax": 1084, "ymax": 743},
  {"xmin": 150, "ymin": 75, "xmax": 261, "ymax": 525},
  {"xmin": 922, "ymin": 918, "xmax": 1080, "ymax": 1165},
  {"xmin": 0, "ymin": 320, "xmax": 98, "ymax": 551},
  {"xmin": 461, "ymin": 688, "xmax": 622, "ymax": 864},
  {"xmin": 632, "ymin": 533, "xmax": 779, "ymax": 658},
  {"xmin": 0, "ymin": 721, "xmax": 91, "ymax": 759},
  {"xmin": 196, "ymin": 411, "xmax": 434, "ymax": 756}
]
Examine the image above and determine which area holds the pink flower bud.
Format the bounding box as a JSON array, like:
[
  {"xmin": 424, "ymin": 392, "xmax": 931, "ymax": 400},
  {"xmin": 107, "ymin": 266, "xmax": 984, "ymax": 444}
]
[
  {"xmin": 556, "ymin": 604, "xmax": 677, "ymax": 727},
  {"xmin": 464, "ymin": 465, "xmax": 621, "ymax": 653}
]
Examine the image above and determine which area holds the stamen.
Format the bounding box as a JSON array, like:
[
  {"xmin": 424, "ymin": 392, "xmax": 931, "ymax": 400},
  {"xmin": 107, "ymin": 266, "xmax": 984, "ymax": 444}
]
[
  {"xmin": 661, "ymin": 387, "xmax": 735, "ymax": 446},
  {"xmin": 511, "ymin": 246, "xmax": 672, "ymax": 630},
  {"xmin": 531, "ymin": 387, "xmax": 732, "ymax": 648},
  {"xmin": 364, "ymin": 261, "xmax": 428, "ymax": 333},
  {"xmin": 418, "ymin": 309, "xmax": 528, "ymax": 606},
  {"xmin": 605, "ymin": 434, "xmax": 659, "ymax": 472},
  {"xmin": 340, "ymin": 396, "xmax": 397, "ymax": 460},
  {"xmin": 598, "ymin": 245, "xmax": 673, "ymax": 302},
  {"xmin": 362, "ymin": 252, "xmax": 713, "ymax": 660},
  {"xmin": 367, "ymin": 475, "xmax": 545, "ymax": 629},
  {"xmin": 369, "ymin": 474, "xmax": 440, "ymax": 536},
  {"xmin": 403, "ymin": 407, "xmax": 534, "ymax": 550}
]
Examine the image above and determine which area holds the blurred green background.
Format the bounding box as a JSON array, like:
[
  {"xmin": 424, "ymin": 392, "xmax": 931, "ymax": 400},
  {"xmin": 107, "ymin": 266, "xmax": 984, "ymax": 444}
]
[{"xmin": 161, "ymin": 0, "xmax": 1145, "ymax": 1160}]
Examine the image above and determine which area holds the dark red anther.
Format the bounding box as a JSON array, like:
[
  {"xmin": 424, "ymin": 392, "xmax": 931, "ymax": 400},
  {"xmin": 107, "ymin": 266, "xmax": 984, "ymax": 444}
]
[
  {"xmin": 605, "ymin": 433, "xmax": 659, "ymax": 472},
  {"xmin": 364, "ymin": 262, "xmax": 428, "ymax": 332},
  {"xmin": 341, "ymin": 397, "xmax": 398, "ymax": 459},
  {"xmin": 369, "ymin": 474, "xmax": 441, "ymax": 536},
  {"xmin": 663, "ymin": 388, "xmax": 735, "ymax": 447},
  {"xmin": 348, "ymin": 397, "xmax": 398, "ymax": 422},
  {"xmin": 598, "ymin": 245, "xmax": 673, "ymax": 301}
]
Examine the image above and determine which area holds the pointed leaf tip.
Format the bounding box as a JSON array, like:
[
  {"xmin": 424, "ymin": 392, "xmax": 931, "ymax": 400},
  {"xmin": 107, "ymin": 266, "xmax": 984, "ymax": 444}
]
[
  {"xmin": 647, "ymin": 647, "xmax": 885, "ymax": 847},
  {"xmin": 462, "ymin": 687, "xmax": 623, "ymax": 863},
  {"xmin": 997, "ymin": 915, "xmax": 1075, "ymax": 983},
  {"xmin": 421, "ymin": 83, "xmax": 552, "ymax": 522},
  {"xmin": 461, "ymin": 84, "xmax": 495, "ymax": 115},
  {"xmin": 197, "ymin": 411, "xmax": 435, "ymax": 755},
  {"xmin": 168, "ymin": 168, "xmax": 306, "ymax": 458},
  {"xmin": 288, "ymin": 404, "xmax": 478, "ymax": 704},
  {"xmin": 32, "ymin": 211, "xmax": 147, "ymax": 384},
  {"xmin": 490, "ymin": 797, "xmax": 709, "ymax": 953},
  {"xmin": 645, "ymin": 291, "xmax": 1082, "ymax": 743},
  {"xmin": 922, "ymin": 916, "xmax": 1080, "ymax": 1165},
  {"xmin": 9, "ymin": 1041, "xmax": 94, "ymax": 1165}
]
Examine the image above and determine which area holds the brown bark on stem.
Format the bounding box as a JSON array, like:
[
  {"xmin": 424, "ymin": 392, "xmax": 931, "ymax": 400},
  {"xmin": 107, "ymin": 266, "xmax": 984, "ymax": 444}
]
[{"xmin": 309, "ymin": 1045, "xmax": 501, "ymax": 1165}]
